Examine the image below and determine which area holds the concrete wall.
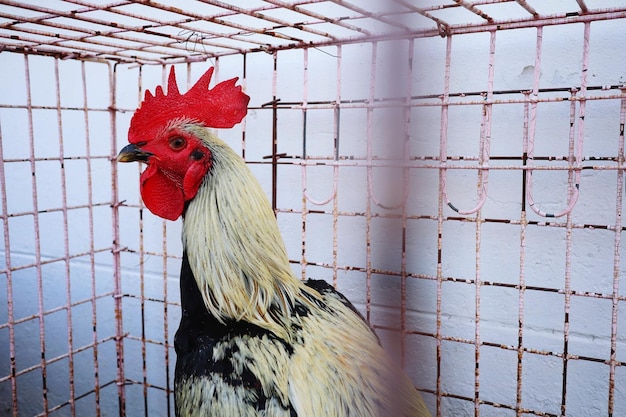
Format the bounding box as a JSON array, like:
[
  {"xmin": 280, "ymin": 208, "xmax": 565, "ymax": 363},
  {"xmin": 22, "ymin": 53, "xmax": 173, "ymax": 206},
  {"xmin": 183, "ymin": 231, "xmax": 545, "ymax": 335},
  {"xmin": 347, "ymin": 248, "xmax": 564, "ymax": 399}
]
[{"xmin": 1, "ymin": 12, "xmax": 626, "ymax": 417}]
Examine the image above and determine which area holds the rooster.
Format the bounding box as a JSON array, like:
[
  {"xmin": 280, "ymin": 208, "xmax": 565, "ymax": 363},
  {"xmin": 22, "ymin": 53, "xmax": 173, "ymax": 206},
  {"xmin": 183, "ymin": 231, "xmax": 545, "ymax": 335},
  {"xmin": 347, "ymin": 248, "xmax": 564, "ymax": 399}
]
[{"xmin": 117, "ymin": 66, "xmax": 431, "ymax": 417}]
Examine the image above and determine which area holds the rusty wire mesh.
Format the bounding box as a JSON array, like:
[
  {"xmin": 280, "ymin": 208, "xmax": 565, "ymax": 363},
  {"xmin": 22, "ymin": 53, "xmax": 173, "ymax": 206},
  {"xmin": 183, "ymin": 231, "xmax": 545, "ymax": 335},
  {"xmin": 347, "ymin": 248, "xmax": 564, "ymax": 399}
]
[{"xmin": 1, "ymin": 1, "xmax": 626, "ymax": 416}]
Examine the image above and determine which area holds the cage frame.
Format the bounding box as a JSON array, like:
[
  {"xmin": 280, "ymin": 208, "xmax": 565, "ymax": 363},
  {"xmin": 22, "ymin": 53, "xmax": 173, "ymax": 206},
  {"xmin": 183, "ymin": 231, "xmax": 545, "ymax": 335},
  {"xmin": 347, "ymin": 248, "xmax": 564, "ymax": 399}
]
[{"xmin": 1, "ymin": 1, "xmax": 626, "ymax": 417}]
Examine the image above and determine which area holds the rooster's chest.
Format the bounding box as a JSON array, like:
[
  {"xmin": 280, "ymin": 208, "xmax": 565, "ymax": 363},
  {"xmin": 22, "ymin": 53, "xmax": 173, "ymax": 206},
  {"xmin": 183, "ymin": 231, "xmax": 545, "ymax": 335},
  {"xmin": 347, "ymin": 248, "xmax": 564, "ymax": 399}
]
[{"xmin": 173, "ymin": 316, "xmax": 297, "ymax": 417}]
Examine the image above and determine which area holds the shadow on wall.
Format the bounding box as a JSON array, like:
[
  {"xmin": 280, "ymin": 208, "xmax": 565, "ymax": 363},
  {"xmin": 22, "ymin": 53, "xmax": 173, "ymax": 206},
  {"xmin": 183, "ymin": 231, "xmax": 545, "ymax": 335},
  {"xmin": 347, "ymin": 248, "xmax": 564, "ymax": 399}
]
[{"xmin": 0, "ymin": 254, "xmax": 119, "ymax": 417}]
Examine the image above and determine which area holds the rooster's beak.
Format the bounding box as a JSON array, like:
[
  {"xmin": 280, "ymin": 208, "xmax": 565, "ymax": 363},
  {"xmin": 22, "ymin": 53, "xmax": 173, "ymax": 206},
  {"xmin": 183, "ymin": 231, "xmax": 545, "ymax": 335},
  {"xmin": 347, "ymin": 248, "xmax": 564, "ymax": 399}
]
[{"xmin": 117, "ymin": 144, "xmax": 153, "ymax": 163}]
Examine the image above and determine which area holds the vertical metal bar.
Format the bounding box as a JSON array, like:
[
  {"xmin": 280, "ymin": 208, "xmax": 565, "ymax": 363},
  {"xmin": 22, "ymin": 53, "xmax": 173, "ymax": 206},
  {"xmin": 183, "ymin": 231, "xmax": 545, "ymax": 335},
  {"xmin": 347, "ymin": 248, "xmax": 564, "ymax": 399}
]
[
  {"xmin": 332, "ymin": 45, "xmax": 341, "ymax": 288},
  {"xmin": 155, "ymin": 63, "xmax": 169, "ymax": 412},
  {"xmin": 162, "ymin": 225, "xmax": 171, "ymax": 413},
  {"xmin": 473, "ymin": 30, "xmax": 496, "ymax": 416},
  {"xmin": 0, "ymin": 112, "xmax": 18, "ymax": 417},
  {"xmin": 271, "ymin": 51, "xmax": 278, "ymax": 213},
  {"xmin": 162, "ymin": 204, "xmax": 171, "ymax": 417},
  {"xmin": 54, "ymin": 57, "xmax": 76, "ymax": 416},
  {"xmin": 365, "ymin": 41, "xmax": 377, "ymax": 323},
  {"xmin": 80, "ymin": 60, "xmax": 101, "ymax": 417},
  {"xmin": 24, "ymin": 53, "xmax": 49, "ymax": 415},
  {"xmin": 301, "ymin": 48, "xmax": 309, "ymax": 282},
  {"xmin": 241, "ymin": 53, "xmax": 248, "ymax": 160},
  {"xmin": 139, "ymin": 213, "xmax": 147, "ymax": 417},
  {"xmin": 575, "ymin": 22, "xmax": 590, "ymax": 182},
  {"xmin": 559, "ymin": 71, "xmax": 579, "ymax": 417},
  {"xmin": 186, "ymin": 62, "xmax": 192, "ymax": 90},
  {"xmin": 214, "ymin": 56, "xmax": 220, "ymax": 83},
  {"xmin": 525, "ymin": 26, "xmax": 542, "ymax": 218},
  {"xmin": 473, "ymin": 214, "xmax": 483, "ymax": 417},
  {"xmin": 516, "ymin": 91, "xmax": 531, "ymax": 417},
  {"xmin": 299, "ymin": 46, "xmax": 339, "ymax": 292},
  {"xmin": 608, "ymin": 88, "xmax": 626, "ymax": 416},
  {"xmin": 109, "ymin": 62, "xmax": 126, "ymax": 417},
  {"xmin": 560, "ymin": 183, "xmax": 573, "ymax": 417},
  {"xmin": 558, "ymin": 85, "xmax": 578, "ymax": 417},
  {"xmin": 142, "ymin": 67, "xmax": 150, "ymax": 416},
  {"xmin": 400, "ymin": 38, "xmax": 414, "ymax": 367},
  {"xmin": 561, "ymin": 22, "xmax": 590, "ymax": 416},
  {"xmin": 437, "ymin": 34, "xmax": 453, "ymax": 417},
  {"xmin": 136, "ymin": 65, "xmax": 148, "ymax": 417}
]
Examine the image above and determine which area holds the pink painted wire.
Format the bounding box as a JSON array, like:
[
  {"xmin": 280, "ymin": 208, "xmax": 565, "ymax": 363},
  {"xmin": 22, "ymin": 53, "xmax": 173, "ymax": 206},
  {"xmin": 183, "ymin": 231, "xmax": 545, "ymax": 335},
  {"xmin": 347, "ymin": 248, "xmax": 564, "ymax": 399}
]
[
  {"xmin": 108, "ymin": 61, "xmax": 126, "ymax": 415},
  {"xmin": 301, "ymin": 47, "xmax": 338, "ymax": 206},
  {"xmin": 608, "ymin": 88, "xmax": 626, "ymax": 415},
  {"xmin": 364, "ymin": 42, "xmax": 410, "ymax": 211},
  {"xmin": 524, "ymin": 24, "xmax": 589, "ymax": 218},
  {"xmin": 440, "ymin": 31, "xmax": 496, "ymax": 215},
  {"xmin": 54, "ymin": 57, "xmax": 76, "ymax": 416},
  {"xmin": 80, "ymin": 60, "xmax": 101, "ymax": 417},
  {"xmin": 0, "ymin": 94, "xmax": 18, "ymax": 417},
  {"xmin": 24, "ymin": 54, "xmax": 50, "ymax": 415}
]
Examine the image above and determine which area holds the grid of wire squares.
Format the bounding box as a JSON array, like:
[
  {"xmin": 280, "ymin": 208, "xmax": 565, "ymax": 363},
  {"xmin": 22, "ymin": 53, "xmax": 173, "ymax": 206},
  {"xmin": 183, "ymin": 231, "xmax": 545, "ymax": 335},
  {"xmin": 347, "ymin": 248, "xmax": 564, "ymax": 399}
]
[{"xmin": 1, "ymin": 1, "xmax": 626, "ymax": 416}]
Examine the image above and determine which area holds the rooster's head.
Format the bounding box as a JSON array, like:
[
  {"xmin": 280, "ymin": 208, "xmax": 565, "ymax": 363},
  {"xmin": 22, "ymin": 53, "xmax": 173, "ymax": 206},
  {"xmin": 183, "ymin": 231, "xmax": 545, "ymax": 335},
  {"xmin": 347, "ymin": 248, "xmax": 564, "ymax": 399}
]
[{"xmin": 117, "ymin": 67, "xmax": 249, "ymax": 220}]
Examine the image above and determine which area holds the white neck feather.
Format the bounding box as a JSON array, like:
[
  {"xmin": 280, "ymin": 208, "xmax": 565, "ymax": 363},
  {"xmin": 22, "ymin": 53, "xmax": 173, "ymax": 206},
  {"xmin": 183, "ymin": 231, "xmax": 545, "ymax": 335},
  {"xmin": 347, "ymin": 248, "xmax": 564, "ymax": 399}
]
[{"xmin": 182, "ymin": 128, "xmax": 310, "ymax": 340}]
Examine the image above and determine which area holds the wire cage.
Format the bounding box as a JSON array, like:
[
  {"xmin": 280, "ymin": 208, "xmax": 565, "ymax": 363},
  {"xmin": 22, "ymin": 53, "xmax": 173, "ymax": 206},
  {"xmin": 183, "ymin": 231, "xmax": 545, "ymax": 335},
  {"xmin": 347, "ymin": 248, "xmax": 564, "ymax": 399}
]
[{"xmin": 1, "ymin": 1, "xmax": 626, "ymax": 416}]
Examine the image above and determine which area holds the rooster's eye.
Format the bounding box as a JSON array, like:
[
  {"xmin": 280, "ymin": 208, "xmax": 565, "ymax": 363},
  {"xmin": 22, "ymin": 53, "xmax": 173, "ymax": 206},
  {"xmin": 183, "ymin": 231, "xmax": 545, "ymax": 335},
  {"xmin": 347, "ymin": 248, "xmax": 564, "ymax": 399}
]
[{"xmin": 169, "ymin": 136, "xmax": 186, "ymax": 150}]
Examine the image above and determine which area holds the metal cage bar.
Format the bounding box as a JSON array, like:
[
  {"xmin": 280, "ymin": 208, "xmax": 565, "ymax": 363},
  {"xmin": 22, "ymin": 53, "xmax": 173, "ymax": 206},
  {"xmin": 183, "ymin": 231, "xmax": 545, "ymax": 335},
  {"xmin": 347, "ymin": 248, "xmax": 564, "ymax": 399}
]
[
  {"xmin": 79, "ymin": 58, "xmax": 103, "ymax": 417},
  {"xmin": 0, "ymin": 1, "xmax": 623, "ymax": 63},
  {"xmin": 608, "ymin": 88, "xmax": 626, "ymax": 416},
  {"xmin": 0, "ymin": 95, "xmax": 18, "ymax": 417},
  {"xmin": 1, "ymin": 2, "xmax": 626, "ymax": 417},
  {"xmin": 23, "ymin": 53, "xmax": 50, "ymax": 415}
]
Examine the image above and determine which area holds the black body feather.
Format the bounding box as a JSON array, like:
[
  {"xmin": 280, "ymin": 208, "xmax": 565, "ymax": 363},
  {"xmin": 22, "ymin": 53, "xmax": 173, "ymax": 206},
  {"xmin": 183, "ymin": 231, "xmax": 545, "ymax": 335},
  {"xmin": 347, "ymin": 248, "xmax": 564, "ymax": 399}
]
[
  {"xmin": 174, "ymin": 251, "xmax": 298, "ymax": 416},
  {"xmin": 173, "ymin": 251, "xmax": 379, "ymax": 416}
]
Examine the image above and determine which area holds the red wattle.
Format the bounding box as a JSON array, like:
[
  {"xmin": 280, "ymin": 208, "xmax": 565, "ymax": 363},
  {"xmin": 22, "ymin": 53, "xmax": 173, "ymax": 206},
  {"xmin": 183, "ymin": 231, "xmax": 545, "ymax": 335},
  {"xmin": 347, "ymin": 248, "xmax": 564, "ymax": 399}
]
[
  {"xmin": 140, "ymin": 164, "xmax": 185, "ymax": 221},
  {"xmin": 183, "ymin": 156, "xmax": 211, "ymax": 202}
]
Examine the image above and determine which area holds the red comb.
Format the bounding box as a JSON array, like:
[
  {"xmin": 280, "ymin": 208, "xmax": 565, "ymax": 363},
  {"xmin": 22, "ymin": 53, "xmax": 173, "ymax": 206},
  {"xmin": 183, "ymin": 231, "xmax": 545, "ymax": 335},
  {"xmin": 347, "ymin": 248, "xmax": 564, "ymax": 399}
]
[{"xmin": 128, "ymin": 67, "xmax": 249, "ymax": 143}]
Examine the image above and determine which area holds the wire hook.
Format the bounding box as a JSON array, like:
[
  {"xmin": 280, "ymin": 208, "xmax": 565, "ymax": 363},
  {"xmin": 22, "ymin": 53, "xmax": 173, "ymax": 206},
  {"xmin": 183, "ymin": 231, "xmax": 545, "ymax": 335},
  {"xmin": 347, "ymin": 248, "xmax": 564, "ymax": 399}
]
[
  {"xmin": 440, "ymin": 32, "xmax": 495, "ymax": 215},
  {"xmin": 524, "ymin": 89, "xmax": 582, "ymax": 218},
  {"xmin": 302, "ymin": 163, "xmax": 338, "ymax": 206},
  {"xmin": 523, "ymin": 24, "xmax": 589, "ymax": 218}
]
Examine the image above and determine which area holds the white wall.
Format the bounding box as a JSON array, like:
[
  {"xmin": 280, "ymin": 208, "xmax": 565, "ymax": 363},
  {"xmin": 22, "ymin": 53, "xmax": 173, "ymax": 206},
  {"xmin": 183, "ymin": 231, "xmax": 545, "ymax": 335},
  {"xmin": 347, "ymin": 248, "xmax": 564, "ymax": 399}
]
[{"xmin": 1, "ymin": 12, "xmax": 626, "ymax": 417}]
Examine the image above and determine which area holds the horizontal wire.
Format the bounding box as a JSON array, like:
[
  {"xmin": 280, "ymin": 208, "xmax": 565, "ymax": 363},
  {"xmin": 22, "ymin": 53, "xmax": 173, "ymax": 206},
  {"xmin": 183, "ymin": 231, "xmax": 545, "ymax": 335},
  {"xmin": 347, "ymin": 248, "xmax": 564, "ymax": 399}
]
[
  {"xmin": 1, "ymin": 156, "xmax": 111, "ymax": 163},
  {"xmin": 291, "ymin": 260, "xmax": 626, "ymax": 302},
  {"xmin": 121, "ymin": 292, "xmax": 180, "ymax": 307},
  {"xmin": 122, "ymin": 378, "xmax": 172, "ymax": 393},
  {"xmin": 0, "ymin": 335, "xmax": 119, "ymax": 382},
  {"xmin": 0, "ymin": 247, "xmax": 113, "ymax": 273},
  {"xmin": 0, "ymin": 291, "xmax": 115, "ymax": 330},
  {"xmin": 263, "ymin": 91, "xmax": 626, "ymax": 110},
  {"xmin": 33, "ymin": 379, "xmax": 118, "ymax": 417},
  {"xmin": 111, "ymin": 257, "xmax": 626, "ymax": 305},
  {"xmin": 117, "ymin": 207, "xmax": 626, "ymax": 233},
  {"xmin": 413, "ymin": 387, "xmax": 560, "ymax": 417},
  {"xmin": 234, "ymin": 159, "xmax": 625, "ymax": 171},
  {"xmin": 0, "ymin": 154, "xmax": 621, "ymax": 169},
  {"xmin": 375, "ymin": 325, "xmax": 626, "ymax": 368},
  {"xmin": 0, "ymin": 104, "xmax": 115, "ymax": 112},
  {"xmin": 2, "ymin": 83, "xmax": 623, "ymax": 113},
  {"xmin": 125, "ymin": 334, "xmax": 173, "ymax": 349},
  {"xmin": 2, "ymin": 4, "xmax": 625, "ymax": 63},
  {"xmin": 2, "ymin": 202, "xmax": 114, "ymax": 219}
]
